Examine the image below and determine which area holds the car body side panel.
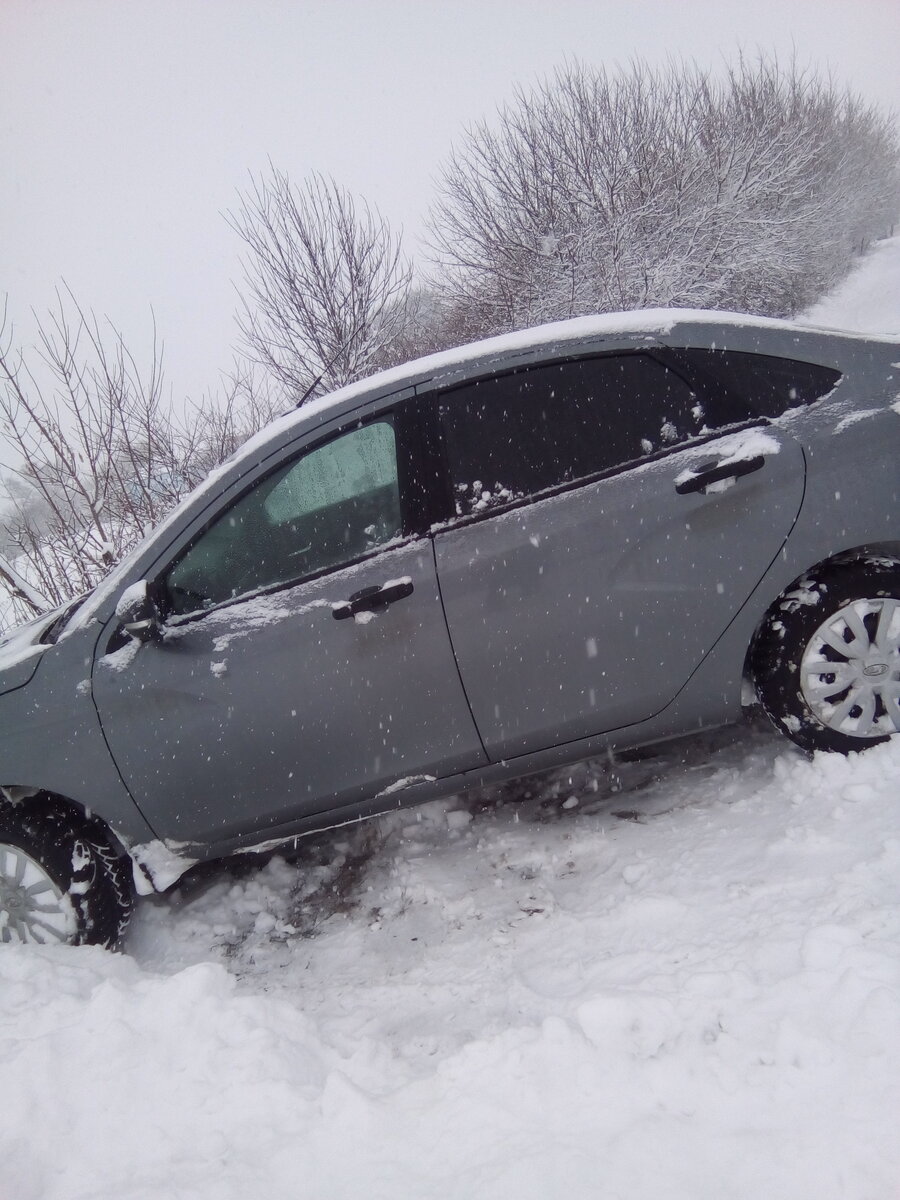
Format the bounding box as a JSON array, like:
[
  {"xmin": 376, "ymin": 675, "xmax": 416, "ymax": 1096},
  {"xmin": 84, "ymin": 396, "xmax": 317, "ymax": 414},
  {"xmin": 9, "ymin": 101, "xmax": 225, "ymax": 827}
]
[
  {"xmin": 92, "ymin": 540, "xmax": 487, "ymax": 845},
  {"xmin": 204, "ymin": 388, "xmax": 896, "ymax": 862},
  {"xmin": 0, "ymin": 626, "xmax": 158, "ymax": 846},
  {"xmin": 434, "ymin": 426, "xmax": 806, "ymax": 759},
  {"xmin": 633, "ymin": 402, "xmax": 900, "ymax": 738}
]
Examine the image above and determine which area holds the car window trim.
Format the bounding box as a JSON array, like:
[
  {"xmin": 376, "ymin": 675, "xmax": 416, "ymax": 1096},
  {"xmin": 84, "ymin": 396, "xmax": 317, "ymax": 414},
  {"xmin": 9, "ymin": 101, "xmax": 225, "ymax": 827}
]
[
  {"xmin": 418, "ymin": 347, "xmax": 765, "ymax": 530},
  {"xmin": 155, "ymin": 407, "xmax": 416, "ymax": 623},
  {"xmin": 164, "ymin": 531, "xmax": 424, "ymax": 629},
  {"xmin": 664, "ymin": 346, "xmax": 843, "ymax": 417}
]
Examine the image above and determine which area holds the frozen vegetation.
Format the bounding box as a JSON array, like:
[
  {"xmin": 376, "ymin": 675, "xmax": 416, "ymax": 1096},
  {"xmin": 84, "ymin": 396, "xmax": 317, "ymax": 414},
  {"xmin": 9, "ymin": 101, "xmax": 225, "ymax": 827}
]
[{"xmin": 2, "ymin": 238, "xmax": 900, "ymax": 1198}]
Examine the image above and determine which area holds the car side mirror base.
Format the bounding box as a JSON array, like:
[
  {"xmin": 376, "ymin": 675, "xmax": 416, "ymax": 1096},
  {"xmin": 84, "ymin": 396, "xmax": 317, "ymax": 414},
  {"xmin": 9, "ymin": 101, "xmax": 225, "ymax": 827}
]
[{"xmin": 115, "ymin": 580, "xmax": 163, "ymax": 643}]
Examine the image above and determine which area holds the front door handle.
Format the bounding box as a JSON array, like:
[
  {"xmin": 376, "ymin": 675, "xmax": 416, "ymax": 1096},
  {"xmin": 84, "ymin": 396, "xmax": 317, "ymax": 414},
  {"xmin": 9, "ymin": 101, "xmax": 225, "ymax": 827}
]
[
  {"xmin": 675, "ymin": 454, "xmax": 765, "ymax": 495},
  {"xmin": 332, "ymin": 577, "xmax": 414, "ymax": 620}
]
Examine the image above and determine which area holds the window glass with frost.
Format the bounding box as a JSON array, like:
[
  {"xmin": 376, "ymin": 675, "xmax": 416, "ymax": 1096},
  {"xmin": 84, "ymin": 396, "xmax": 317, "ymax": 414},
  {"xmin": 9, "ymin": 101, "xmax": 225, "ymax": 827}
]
[{"xmin": 165, "ymin": 420, "xmax": 400, "ymax": 613}]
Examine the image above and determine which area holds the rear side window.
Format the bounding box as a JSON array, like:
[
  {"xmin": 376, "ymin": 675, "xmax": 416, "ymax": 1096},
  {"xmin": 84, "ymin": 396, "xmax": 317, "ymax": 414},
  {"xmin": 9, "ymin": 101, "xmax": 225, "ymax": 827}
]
[
  {"xmin": 437, "ymin": 352, "xmax": 747, "ymax": 517},
  {"xmin": 675, "ymin": 349, "xmax": 841, "ymax": 418}
]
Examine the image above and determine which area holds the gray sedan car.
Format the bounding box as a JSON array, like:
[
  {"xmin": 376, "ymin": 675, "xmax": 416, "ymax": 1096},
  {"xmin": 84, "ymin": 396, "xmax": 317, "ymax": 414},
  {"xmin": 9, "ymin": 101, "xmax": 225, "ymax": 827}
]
[{"xmin": 2, "ymin": 310, "xmax": 899, "ymax": 946}]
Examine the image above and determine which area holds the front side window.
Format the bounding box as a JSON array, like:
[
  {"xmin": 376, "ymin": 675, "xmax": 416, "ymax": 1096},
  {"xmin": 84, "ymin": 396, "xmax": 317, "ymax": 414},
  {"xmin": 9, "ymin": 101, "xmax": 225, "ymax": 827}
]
[
  {"xmin": 437, "ymin": 352, "xmax": 743, "ymax": 517},
  {"xmin": 165, "ymin": 420, "xmax": 401, "ymax": 614}
]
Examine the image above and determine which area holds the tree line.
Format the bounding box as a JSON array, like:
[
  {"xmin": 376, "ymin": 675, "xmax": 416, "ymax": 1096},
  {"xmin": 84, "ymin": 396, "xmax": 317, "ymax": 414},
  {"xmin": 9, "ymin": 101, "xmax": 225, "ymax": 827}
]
[{"xmin": 2, "ymin": 55, "xmax": 897, "ymax": 628}]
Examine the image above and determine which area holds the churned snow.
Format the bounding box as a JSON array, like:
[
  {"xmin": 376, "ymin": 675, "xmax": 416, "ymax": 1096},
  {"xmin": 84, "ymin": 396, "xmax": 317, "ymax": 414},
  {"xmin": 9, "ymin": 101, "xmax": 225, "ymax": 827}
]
[
  {"xmin": 129, "ymin": 840, "xmax": 200, "ymax": 896},
  {"xmin": 3, "ymin": 238, "xmax": 900, "ymax": 1199}
]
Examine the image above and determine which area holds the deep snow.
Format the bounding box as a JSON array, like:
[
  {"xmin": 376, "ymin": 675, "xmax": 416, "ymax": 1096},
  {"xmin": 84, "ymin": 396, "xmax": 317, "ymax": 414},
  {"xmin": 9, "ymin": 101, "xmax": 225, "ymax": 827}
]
[{"xmin": 2, "ymin": 238, "xmax": 900, "ymax": 1200}]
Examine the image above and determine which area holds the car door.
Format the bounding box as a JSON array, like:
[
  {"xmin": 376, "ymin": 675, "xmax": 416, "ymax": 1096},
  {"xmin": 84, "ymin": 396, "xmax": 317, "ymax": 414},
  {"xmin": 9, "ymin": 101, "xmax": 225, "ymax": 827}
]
[
  {"xmin": 428, "ymin": 351, "xmax": 806, "ymax": 759},
  {"xmin": 92, "ymin": 410, "xmax": 486, "ymax": 846}
]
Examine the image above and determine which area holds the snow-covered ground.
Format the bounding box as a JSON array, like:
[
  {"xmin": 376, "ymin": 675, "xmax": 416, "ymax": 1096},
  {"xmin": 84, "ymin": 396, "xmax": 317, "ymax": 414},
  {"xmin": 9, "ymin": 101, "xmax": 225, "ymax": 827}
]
[
  {"xmin": 3, "ymin": 239, "xmax": 900, "ymax": 1200},
  {"xmin": 800, "ymin": 234, "xmax": 900, "ymax": 334}
]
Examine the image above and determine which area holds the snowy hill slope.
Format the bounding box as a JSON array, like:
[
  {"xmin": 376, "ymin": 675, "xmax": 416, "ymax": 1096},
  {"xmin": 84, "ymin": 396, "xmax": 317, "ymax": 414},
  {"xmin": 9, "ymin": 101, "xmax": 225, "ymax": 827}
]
[
  {"xmin": 800, "ymin": 235, "xmax": 900, "ymax": 334},
  {"xmin": 3, "ymin": 239, "xmax": 900, "ymax": 1200}
]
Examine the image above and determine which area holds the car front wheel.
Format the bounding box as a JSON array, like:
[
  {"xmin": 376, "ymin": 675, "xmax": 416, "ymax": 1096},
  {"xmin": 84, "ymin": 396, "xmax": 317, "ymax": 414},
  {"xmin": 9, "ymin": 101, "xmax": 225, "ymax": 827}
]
[
  {"xmin": 0, "ymin": 800, "xmax": 133, "ymax": 948},
  {"xmin": 751, "ymin": 561, "xmax": 900, "ymax": 754}
]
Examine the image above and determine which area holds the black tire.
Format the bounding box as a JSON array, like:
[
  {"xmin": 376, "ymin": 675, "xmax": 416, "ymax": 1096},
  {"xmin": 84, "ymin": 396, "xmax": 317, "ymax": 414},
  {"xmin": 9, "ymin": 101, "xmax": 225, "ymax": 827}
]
[
  {"xmin": 0, "ymin": 799, "xmax": 133, "ymax": 948},
  {"xmin": 751, "ymin": 560, "xmax": 900, "ymax": 755}
]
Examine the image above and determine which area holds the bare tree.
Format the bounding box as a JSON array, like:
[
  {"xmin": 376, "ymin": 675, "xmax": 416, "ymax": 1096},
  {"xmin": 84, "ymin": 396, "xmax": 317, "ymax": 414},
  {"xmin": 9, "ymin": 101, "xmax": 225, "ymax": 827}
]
[
  {"xmin": 0, "ymin": 545, "xmax": 49, "ymax": 622},
  {"xmin": 0, "ymin": 290, "xmax": 168, "ymax": 604},
  {"xmin": 170, "ymin": 359, "xmax": 285, "ymax": 481},
  {"xmin": 427, "ymin": 57, "xmax": 900, "ymax": 334},
  {"xmin": 229, "ymin": 168, "xmax": 413, "ymax": 401},
  {"xmin": 0, "ymin": 292, "xmax": 282, "ymax": 627}
]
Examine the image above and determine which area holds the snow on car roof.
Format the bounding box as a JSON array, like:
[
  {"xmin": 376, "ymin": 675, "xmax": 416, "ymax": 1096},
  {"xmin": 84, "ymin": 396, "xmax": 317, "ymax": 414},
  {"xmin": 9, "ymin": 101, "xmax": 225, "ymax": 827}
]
[
  {"xmin": 211, "ymin": 307, "xmax": 875, "ymax": 473},
  {"xmin": 222, "ymin": 306, "xmax": 900, "ymax": 466}
]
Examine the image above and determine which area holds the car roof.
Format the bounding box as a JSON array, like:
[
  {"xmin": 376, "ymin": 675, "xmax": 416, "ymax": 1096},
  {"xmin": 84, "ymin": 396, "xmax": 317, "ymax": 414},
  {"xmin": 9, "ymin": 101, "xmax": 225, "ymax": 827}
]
[
  {"xmin": 223, "ymin": 307, "xmax": 900, "ymax": 475},
  {"xmin": 67, "ymin": 306, "xmax": 899, "ymax": 634}
]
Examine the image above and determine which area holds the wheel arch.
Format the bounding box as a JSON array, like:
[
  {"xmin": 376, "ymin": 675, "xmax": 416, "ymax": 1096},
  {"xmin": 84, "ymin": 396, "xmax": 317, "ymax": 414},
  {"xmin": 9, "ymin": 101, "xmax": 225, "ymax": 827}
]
[
  {"xmin": 0, "ymin": 784, "xmax": 201, "ymax": 896},
  {"xmin": 741, "ymin": 540, "xmax": 900, "ymax": 690},
  {"xmin": 0, "ymin": 785, "xmax": 133, "ymax": 863}
]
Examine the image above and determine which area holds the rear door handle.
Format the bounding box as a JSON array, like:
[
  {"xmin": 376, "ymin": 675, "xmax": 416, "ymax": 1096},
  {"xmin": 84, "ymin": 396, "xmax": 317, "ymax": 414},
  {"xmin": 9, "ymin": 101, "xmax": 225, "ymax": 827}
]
[
  {"xmin": 332, "ymin": 578, "xmax": 414, "ymax": 620},
  {"xmin": 675, "ymin": 455, "xmax": 765, "ymax": 495}
]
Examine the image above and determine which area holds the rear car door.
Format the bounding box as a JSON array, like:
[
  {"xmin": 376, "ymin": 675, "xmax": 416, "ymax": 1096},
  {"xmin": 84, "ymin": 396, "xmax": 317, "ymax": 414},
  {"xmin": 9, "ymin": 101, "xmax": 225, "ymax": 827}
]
[
  {"xmin": 92, "ymin": 406, "xmax": 486, "ymax": 846},
  {"xmin": 428, "ymin": 351, "xmax": 807, "ymax": 759}
]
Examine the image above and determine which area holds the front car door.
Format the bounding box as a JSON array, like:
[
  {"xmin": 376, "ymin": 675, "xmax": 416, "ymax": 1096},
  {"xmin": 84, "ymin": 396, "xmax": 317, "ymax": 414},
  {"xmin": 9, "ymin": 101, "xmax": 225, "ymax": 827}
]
[
  {"xmin": 92, "ymin": 407, "xmax": 486, "ymax": 846},
  {"xmin": 428, "ymin": 351, "xmax": 807, "ymax": 759}
]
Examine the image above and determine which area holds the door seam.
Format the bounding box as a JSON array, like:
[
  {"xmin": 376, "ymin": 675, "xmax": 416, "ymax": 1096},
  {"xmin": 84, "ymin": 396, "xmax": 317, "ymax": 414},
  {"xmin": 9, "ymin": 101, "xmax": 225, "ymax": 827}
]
[{"xmin": 429, "ymin": 538, "xmax": 490, "ymax": 763}]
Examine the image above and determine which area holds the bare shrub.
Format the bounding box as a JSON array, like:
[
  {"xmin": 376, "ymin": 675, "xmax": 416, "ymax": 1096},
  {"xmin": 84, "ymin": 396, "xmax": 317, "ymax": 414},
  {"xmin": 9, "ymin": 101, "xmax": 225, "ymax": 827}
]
[
  {"xmin": 427, "ymin": 57, "xmax": 900, "ymax": 335},
  {"xmin": 0, "ymin": 292, "xmax": 281, "ymax": 627}
]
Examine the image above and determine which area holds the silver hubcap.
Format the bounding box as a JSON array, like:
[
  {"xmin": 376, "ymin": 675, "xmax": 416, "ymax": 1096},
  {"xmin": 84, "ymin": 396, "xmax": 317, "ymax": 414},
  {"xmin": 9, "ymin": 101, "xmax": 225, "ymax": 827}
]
[
  {"xmin": 0, "ymin": 843, "xmax": 76, "ymax": 944},
  {"xmin": 800, "ymin": 597, "xmax": 900, "ymax": 739}
]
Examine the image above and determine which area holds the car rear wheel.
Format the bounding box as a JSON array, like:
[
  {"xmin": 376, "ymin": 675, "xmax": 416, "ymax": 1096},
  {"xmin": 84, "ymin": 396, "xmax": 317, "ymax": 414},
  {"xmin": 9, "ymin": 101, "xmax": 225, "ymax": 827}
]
[
  {"xmin": 752, "ymin": 561, "xmax": 900, "ymax": 754},
  {"xmin": 0, "ymin": 800, "xmax": 133, "ymax": 948}
]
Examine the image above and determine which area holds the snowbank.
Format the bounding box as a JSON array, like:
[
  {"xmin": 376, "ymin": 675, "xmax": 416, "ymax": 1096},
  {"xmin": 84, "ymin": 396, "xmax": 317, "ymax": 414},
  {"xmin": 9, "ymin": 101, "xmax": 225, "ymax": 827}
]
[{"xmin": 2, "ymin": 730, "xmax": 899, "ymax": 1199}]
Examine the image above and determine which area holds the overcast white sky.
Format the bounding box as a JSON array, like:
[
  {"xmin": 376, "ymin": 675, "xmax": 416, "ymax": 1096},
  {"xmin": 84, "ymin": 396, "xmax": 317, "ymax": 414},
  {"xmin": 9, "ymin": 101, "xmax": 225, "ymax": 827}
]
[{"xmin": 2, "ymin": 0, "xmax": 899, "ymax": 401}]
